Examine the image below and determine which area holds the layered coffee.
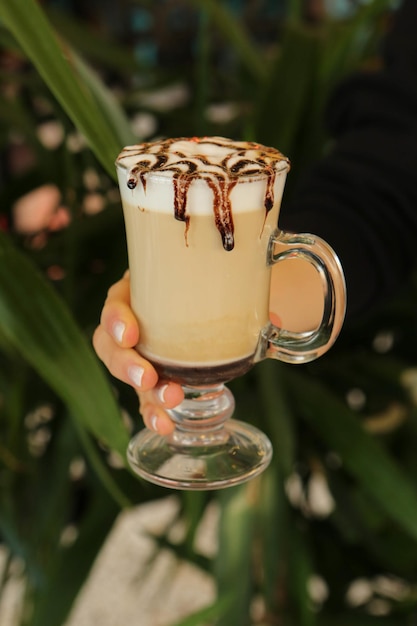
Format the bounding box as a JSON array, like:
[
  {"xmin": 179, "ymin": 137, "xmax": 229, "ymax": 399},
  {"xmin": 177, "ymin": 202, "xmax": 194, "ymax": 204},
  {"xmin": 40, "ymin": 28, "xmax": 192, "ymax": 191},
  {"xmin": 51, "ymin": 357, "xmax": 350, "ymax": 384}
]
[{"xmin": 116, "ymin": 137, "xmax": 290, "ymax": 384}]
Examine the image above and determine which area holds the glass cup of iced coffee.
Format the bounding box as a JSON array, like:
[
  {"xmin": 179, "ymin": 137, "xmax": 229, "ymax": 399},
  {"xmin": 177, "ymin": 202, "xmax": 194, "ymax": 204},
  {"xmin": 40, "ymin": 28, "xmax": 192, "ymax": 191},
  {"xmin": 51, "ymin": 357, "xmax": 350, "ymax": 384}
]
[{"xmin": 116, "ymin": 136, "xmax": 346, "ymax": 490}]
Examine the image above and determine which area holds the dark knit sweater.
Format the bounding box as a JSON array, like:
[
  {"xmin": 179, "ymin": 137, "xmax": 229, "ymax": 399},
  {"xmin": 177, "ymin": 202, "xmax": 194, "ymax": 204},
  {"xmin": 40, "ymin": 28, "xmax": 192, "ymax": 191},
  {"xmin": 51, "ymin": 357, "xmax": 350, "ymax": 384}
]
[{"xmin": 281, "ymin": 0, "xmax": 417, "ymax": 319}]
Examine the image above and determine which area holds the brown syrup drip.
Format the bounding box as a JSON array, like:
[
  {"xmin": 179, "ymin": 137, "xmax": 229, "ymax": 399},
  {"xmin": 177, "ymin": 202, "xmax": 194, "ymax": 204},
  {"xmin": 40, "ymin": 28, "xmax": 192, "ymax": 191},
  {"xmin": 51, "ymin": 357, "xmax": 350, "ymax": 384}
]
[
  {"xmin": 117, "ymin": 137, "xmax": 289, "ymax": 251},
  {"xmin": 172, "ymin": 171, "xmax": 192, "ymax": 245},
  {"xmin": 203, "ymin": 174, "xmax": 237, "ymax": 251}
]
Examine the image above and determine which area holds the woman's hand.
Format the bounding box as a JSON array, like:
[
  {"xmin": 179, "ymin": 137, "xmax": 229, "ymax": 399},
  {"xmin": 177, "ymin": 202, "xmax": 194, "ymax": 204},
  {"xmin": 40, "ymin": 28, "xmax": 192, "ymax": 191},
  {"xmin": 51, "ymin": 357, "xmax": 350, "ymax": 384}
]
[
  {"xmin": 92, "ymin": 271, "xmax": 183, "ymax": 435},
  {"xmin": 93, "ymin": 261, "xmax": 321, "ymax": 436}
]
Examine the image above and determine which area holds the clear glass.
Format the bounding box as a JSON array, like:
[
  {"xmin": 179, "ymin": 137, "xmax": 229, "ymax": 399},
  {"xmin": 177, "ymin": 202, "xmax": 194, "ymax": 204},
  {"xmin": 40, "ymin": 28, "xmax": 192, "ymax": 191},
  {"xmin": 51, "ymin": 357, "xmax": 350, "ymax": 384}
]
[
  {"xmin": 116, "ymin": 138, "xmax": 346, "ymax": 490},
  {"xmin": 128, "ymin": 385, "xmax": 272, "ymax": 490}
]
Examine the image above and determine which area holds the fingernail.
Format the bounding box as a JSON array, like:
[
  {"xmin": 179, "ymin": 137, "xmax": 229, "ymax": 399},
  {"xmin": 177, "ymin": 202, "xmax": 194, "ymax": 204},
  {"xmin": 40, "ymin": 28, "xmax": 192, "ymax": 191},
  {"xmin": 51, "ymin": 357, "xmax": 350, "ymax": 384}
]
[
  {"xmin": 112, "ymin": 320, "xmax": 125, "ymax": 344},
  {"xmin": 128, "ymin": 364, "xmax": 145, "ymax": 387},
  {"xmin": 150, "ymin": 414, "xmax": 159, "ymax": 431},
  {"xmin": 157, "ymin": 384, "xmax": 169, "ymax": 404}
]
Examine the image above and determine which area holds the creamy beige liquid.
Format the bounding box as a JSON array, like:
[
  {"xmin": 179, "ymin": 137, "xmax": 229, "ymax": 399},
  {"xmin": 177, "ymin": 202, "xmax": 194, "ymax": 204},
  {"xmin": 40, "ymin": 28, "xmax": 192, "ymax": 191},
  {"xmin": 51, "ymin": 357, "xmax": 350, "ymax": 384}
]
[{"xmin": 123, "ymin": 200, "xmax": 279, "ymax": 369}]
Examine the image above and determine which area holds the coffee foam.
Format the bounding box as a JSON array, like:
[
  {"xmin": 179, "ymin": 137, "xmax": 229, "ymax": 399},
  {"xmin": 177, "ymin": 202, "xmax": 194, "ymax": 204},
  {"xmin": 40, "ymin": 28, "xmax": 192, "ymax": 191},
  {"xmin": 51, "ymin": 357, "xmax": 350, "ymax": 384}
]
[{"xmin": 116, "ymin": 136, "xmax": 289, "ymax": 215}]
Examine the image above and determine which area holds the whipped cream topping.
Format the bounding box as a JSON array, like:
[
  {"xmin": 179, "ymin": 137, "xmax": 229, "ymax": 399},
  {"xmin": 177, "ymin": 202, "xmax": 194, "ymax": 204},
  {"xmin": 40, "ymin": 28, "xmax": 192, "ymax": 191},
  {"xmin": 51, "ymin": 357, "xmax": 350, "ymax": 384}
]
[{"xmin": 116, "ymin": 136, "xmax": 290, "ymax": 251}]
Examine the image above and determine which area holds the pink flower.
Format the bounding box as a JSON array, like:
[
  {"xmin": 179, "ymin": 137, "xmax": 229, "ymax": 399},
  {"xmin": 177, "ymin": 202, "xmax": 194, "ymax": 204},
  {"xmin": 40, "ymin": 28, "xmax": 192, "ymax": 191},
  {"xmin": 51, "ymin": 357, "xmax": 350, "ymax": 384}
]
[{"xmin": 13, "ymin": 184, "xmax": 71, "ymax": 235}]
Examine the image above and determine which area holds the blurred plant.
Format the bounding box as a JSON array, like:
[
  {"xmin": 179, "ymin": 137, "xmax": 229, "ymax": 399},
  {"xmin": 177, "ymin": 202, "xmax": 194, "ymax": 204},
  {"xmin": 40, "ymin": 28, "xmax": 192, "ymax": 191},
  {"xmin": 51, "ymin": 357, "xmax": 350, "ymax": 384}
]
[{"xmin": 1, "ymin": 0, "xmax": 417, "ymax": 625}]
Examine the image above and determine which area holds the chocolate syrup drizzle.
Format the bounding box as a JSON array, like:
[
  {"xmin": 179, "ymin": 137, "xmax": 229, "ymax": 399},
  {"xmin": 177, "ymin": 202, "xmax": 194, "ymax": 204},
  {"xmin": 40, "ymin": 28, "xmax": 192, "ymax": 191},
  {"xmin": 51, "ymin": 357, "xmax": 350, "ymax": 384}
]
[{"xmin": 117, "ymin": 137, "xmax": 289, "ymax": 251}]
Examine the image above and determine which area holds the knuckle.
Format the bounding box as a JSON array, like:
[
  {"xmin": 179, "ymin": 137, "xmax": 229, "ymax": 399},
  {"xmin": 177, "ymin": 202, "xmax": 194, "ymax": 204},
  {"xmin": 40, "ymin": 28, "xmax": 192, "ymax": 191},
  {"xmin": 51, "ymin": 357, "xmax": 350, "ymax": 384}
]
[{"xmin": 106, "ymin": 282, "xmax": 119, "ymax": 300}]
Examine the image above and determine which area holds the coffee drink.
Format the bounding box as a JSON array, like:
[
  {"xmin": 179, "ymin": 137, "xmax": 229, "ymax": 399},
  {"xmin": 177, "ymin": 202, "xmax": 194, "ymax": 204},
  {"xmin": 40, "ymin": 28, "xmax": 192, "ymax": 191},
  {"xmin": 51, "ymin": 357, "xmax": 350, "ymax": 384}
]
[{"xmin": 116, "ymin": 137, "xmax": 290, "ymax": 384}]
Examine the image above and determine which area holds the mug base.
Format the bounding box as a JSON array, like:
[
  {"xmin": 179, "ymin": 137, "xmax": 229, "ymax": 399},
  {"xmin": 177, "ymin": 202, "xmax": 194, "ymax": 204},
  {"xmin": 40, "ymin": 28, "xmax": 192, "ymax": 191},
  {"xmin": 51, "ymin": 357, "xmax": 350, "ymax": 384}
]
[{"xmin": 127, "ymin": 419, "xmax": 272, "ymax": 491}]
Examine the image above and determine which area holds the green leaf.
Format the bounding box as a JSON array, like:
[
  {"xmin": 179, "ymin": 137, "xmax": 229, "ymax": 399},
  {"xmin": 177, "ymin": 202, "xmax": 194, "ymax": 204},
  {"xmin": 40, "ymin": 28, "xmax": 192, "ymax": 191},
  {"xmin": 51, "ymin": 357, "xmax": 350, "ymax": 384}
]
[
  {"xmin": 287, "ymin": 369, "xmax": 417, "ymax": 543},
  {"xmin": 188, "ymin": 0, "xmax": 267, "ymax": 81},
  {"xmin": 29, "ymin": 481, "xmax": 120, "ymax": 626},
  {"xmin": 254, "ymin": 22, "xmax": 321, "ymax": 159},
  {"xmin": 288, "ymin": 521, "xmax": 316, "ymax": 626},
  {"xmin": 0, "ymin": 0, "xmax": 133, "ymax": 178},
  {"xmin": 255, "ymin": 360, "xmax": 295, "ymax": 476},
  {"xmin": 330, "ymin": 474, "xmax": 417, "ymax": 575},
  {"xmin": 72, "ymin": 421, "xmax": 132, "ymax": 510},
  {"xmin": 214, "ymin": 481, "xmax": 260, "ymax": 626},
  {"xmin": 181, "ymin": 491, "xmax": 211, "ymax": 557},
  {"xmin": 47, "ymin": 7, "xmax": 140, "ymax": 74},
  {"xmin": 70, "ymin": 48, "xmax": 135, "ymax": 148},
  {"xmin": 170, "ymin": 594, "xmax": 233, "ymax": 626},
  {"xmin": 286, "ymin": 0, "xmax": 304, "ymax": 22},
  {"xmin": 316, "ymin": 0, "xmax": 393, "ymax": 103},
  {"xmin": 0, "ymin": 232, "xmax": 129, "ymax": 460},
  {"xmin": 256, "ymin": 466, "xmax": 290, "ymax": 614}
]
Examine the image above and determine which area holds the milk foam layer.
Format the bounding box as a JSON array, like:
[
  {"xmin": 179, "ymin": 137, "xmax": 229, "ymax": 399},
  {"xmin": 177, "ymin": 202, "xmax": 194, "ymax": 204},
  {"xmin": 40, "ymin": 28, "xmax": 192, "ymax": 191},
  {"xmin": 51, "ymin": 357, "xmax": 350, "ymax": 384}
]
[{"xmin": 116, "ymin": 136, "xmax": 290, "ymax": 251}]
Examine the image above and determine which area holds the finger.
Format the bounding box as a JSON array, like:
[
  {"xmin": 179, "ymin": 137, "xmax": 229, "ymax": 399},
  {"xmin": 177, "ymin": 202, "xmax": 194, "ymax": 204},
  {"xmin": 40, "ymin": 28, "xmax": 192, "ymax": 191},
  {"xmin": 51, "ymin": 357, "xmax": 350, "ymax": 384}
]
[
  {"xmin": 140, "ymin": 402, "xmax": 175, "ymax": 435},
  {"xmin": 269, "ymin": 312, "xmax": 282, "ymax": 327},
  {"xmin": 105, "ymin": 269, "xmax": 130, "ymax": 304},
  {"xmin": 138, "ymin": 384, "xmax": 184, "ymax": 436},
  {"xmin": 139, "ymin": 382, "xmax": 184, "ymax": 410},
  {"xmin": 101, "ymin": 272, "xmax": 139, "ymax": 347},
  {"xmin": 92, "ymin": 325, "xmax": 158, "ymax": 391}
]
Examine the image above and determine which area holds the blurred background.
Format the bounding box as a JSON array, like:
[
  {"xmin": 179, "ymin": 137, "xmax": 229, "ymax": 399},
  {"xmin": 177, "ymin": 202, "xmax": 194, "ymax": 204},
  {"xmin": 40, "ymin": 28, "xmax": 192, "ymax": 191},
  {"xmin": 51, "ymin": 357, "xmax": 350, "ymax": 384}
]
[{"xmin": 2, "ymin": 1, "xmax": 417, "ymax": 625}]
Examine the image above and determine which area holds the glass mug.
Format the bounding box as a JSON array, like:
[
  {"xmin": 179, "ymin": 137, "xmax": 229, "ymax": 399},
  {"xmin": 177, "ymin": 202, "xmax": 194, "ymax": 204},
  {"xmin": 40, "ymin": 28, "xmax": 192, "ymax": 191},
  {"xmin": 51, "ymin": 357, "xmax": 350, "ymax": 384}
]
[{"xmin": 116, "ymin": 136, "xmax": 346, "ymax": 490}]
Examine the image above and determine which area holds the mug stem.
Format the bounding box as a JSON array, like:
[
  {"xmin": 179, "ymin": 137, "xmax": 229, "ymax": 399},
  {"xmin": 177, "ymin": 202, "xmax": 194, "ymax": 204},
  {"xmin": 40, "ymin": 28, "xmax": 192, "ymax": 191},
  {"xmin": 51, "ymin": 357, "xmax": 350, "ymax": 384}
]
[
  {"xmin": 168, "ymin": 384, "xmax": 234, "ymax": 445},
  {"xmin": 127, "ymin": 383, "xmax": 272, "ymax": 490}
]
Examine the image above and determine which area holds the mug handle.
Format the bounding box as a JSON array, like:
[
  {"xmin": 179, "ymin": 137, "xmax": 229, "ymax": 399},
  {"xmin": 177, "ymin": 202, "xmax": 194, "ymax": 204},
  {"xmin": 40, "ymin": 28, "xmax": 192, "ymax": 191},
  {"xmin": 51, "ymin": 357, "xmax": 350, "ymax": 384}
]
[{"xmin": 255, "ymin": 230, "xmax": 346, "ymax": 365}]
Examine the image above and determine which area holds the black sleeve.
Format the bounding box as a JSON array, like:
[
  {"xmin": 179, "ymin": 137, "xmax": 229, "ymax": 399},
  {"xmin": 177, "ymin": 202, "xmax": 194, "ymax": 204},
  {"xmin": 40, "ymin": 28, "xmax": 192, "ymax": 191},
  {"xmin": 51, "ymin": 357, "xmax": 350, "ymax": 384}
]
[{"xmin": 279, "ymin": 0, "xmax": 417, "ymax": 320}]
